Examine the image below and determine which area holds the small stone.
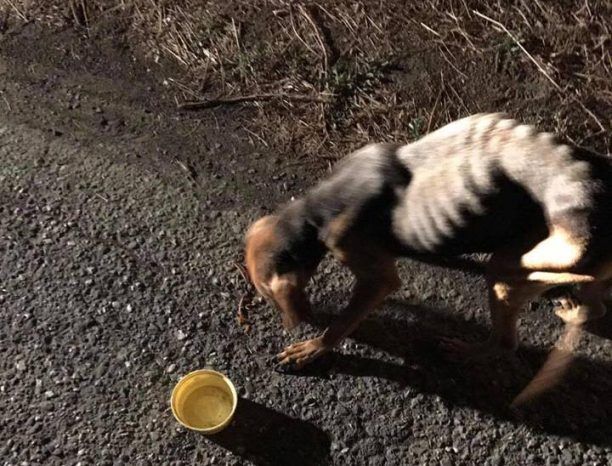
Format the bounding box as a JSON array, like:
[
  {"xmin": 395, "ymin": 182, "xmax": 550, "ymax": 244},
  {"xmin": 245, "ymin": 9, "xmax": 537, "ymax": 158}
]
[
  {"xmin": 15, "ymin": 360, "xmax": 26, "ymax": 371},
  {"xmin": 44, "ymin": 390, "xmax": 55, "ymax": 398},
  {"xmin": 166, "ymin": 364, "xmax": 176, "ymax": 373},
  {"xmin": 175, "ymin": 330, "xmax": 187, "ymax": 341}
]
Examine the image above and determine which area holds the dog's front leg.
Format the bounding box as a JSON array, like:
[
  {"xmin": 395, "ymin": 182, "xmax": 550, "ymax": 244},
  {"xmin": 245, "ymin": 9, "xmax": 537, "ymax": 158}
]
[{"xmin": 277, "ymin": 253, "xmax": 400, "ymax": 369}]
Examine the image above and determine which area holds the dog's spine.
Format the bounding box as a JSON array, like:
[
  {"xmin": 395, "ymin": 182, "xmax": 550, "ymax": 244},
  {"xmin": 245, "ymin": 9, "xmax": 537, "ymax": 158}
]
[{"xmin": 410, "ymin": 113, "xmax": 593, "ymax": 222}]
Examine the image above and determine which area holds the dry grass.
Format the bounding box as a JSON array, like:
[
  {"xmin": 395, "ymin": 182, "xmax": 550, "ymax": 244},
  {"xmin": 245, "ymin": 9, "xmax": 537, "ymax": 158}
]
[{"xmin": 3, "ymin": 0, "xmax": 611, "ymax": 158}]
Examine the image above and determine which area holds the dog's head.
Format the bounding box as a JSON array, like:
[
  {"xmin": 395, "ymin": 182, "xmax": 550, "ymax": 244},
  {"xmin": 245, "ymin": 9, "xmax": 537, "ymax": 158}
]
[{"xmin": 244, "ymin": 215, "xmax": 313, "ymax": 330}]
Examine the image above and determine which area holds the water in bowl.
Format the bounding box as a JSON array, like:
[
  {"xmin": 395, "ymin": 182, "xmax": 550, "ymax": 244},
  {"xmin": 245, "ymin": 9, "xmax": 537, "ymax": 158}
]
[{"xmin": 181, "ymin": 386, "xmax": 233, "ymax": 429}]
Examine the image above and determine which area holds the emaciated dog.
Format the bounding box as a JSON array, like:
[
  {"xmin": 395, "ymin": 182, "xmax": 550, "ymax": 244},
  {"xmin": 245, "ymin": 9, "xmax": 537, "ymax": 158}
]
[{"xmin": 244, "ymin": 113, "xmax": 611, "ymax": 405}]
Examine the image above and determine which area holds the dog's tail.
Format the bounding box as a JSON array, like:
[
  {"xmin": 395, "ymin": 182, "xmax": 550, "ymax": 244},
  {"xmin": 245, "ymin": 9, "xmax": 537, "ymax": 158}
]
[{"xmin": 510, "ymin": 322, "xmax": 583, "ymax": 408}]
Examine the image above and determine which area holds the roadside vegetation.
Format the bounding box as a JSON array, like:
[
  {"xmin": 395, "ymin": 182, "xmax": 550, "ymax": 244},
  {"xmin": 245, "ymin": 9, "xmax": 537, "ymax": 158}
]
[{"xmin": 4, "ymin": 0, "xmax": 610, "ymax": 158}]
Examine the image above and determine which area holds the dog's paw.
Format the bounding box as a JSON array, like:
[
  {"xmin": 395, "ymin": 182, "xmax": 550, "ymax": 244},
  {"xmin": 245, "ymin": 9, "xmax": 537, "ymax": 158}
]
[{"xmin": 277, "ymin": 337, "xmax": 329, "ymax": 369}]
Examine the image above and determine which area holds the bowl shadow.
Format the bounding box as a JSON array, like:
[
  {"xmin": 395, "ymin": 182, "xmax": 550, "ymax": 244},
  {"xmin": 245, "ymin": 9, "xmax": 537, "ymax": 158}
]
[{"xmin": 210, "ymin": 398, "xmax": 331, "ymax": 466}]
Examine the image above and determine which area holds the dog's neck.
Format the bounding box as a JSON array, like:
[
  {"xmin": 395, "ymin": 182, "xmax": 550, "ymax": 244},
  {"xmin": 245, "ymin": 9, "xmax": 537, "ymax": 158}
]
[{"xmin": 273, "ymin": 199, "xmax": 327, "ymax": 274}]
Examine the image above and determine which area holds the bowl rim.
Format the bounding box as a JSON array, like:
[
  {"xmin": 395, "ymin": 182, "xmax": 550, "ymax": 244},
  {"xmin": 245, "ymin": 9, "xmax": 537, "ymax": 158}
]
[{"xmin": 170, "ymin": 369, "xmax": 238, "ymax": 433}]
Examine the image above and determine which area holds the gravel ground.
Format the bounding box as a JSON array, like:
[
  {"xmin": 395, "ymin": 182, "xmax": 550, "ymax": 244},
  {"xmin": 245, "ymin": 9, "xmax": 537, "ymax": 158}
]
[{"xmin": 1, "ymin": 24, "xmax": 611, "ymax": 466}]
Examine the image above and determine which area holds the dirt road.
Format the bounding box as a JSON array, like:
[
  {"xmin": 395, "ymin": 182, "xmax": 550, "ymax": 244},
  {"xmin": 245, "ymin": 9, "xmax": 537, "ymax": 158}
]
[{"xmin": 1, "ymin": 24, "xmax": 611, "ymax": 466}]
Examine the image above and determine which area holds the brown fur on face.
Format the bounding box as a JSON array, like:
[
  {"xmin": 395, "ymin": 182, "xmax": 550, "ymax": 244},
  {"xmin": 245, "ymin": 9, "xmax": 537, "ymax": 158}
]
[{"xmin": 244, "ymin": 215, "xmax": 314, "ymax": 329}]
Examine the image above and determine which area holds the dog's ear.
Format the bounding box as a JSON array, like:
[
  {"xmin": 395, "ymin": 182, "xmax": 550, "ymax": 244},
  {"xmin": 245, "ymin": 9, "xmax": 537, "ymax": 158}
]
[
  {"xmin": 270, "ymin": 273, "xmax": 313, "ymax": 330},
  {"xmin": 244, "ymin": 215, "xmax": 278, "ymax": 293},
  {"xmin": 245, "ymin": 215, "xmax": 315, "ymax": 329}
]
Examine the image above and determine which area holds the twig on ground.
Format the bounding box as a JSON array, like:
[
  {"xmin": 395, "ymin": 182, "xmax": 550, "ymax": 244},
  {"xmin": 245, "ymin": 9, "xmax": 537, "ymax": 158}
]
[
  {"xmin": 426, "ymin": 74, "xmax": 444, "ymax": 134},
  {"xmin": 513, "ymin": 5, "xmax": 533, "ymax": 32},
  {"xmin": 234, "ymin": 262, "xmax": 253, "ymax": 333},
  {"xmin": 178, "ymin": 92, "xmax": 334, "ymax": 110},
  {"xmin": 473, "ymin": 10, "xmax": 562, "ymax": 92},
  {"xmin": 69, "ymin": 0, "xmax": 89, "ymax": 29},
  {"xmin": 242, "ymin": 126, "xmax": 270, "ymax": 148},
  {"xmin": 6, "ymin": 0, "xmax": 27, "ymax": 21},
  {"xmin": 437, "ymin": 43, "xmax": 468, "ymax": 80},
  {"xmin": 174, "ymin": 158, "xmax": 198, "ymax": 183},
  {"xmin": 166, "ymin": 77, "xmax": 201, "ymax": 99},
  {"xmin": 289, "ymin": 7, "xmax": 318, "ymax": 56},
  {"xmin": 473, "ymin": 9, "xmax": 605, "ymax": 132},
  {"xmin": 231, "ymin": 18, "xmax": 241, "ymax": 52},
  {"xmin": 1, "ymin": 93, "xmax": 11, "ymax": 111},
  {"xmin": 420, "ymin": 21, "xmax": 441, "ymax": 38},
  {"xmin": 233, "ymin": 261, "xmax": 250, "ymax": 284},
  {"xmin": 236, "ymin": 294, "xmax": 251, "ymax": 333},
  {"xmin": 573, "ymin": 100, "xmax": 606, "ymax": 133},
  {"xmin": 297, "ymin": 4, "xmax": 331, "ymax": 77},
  {"xmin": 446, "ymin": 80, "xmax": 471, "ymax": 115}
]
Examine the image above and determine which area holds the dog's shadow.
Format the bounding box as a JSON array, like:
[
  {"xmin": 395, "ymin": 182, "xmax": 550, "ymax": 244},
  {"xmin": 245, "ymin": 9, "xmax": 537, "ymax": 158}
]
[
  {"xmin": 298, "ymin": 297, "xmax": 612, "ymax": 448},
  {"xmin": 586, "ymin": 301, "xmax": 612, "ymax": 340}
]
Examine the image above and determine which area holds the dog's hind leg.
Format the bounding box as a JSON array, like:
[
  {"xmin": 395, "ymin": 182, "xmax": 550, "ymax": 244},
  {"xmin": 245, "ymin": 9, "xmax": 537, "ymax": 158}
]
[
  {"xmin": 509, "ymin": 278, "xmax": 612, "ymax": 407},
  {"xmin": 441, "ymin": 263, "xmax": 549, "ymax": 358},
  {"xmin": 441, "ymin": 246, "xmax": 596, "ymax": 359},
  {"xmin": 484, "ymin": 277, "xmax": 547, "ymax": 352},
  {"xmin": 554, "ymin": 279, "xmax": 610, "ymax": 325}
]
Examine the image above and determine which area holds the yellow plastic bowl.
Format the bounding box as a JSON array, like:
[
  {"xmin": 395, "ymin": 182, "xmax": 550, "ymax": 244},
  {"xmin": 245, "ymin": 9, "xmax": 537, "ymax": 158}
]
[{"xmin": 171, "ymin": 369, "xmax": 238, "ymax": 433}]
